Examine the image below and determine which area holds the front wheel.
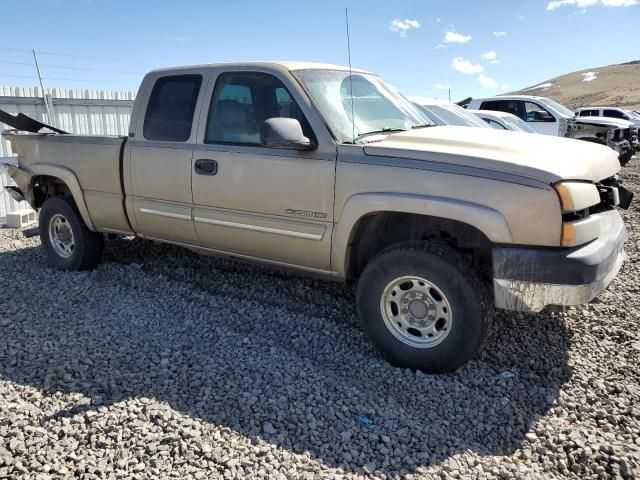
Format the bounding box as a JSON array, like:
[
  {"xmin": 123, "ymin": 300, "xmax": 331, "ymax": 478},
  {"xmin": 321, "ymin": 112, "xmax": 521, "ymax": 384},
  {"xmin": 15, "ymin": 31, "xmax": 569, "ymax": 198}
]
[
  {"xmin": 356, "ymin": 241, "xmax": 492, "ymax": 373},
  {"xmin": 39, "ymin": 196, "xmax": 104, "ymax": 270}
]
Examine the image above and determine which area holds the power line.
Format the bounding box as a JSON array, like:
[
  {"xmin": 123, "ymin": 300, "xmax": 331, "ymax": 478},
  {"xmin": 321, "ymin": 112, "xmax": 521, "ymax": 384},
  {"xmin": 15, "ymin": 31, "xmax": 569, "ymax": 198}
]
[
  {"xmin": 0, "ymin": 47, "xmax": 150, "ymax": 66},
  {"xmin": 42, "ymin": 76, "xmax": 136, "ymax": 85},
  {"xmin": 0, "ymin": 73, "xmax": 38, "ymax": 79},
  {"xmin": 36, "ymin": 50, "xmax": 144, "ymax": 65},
  {"xmin": 0, "ymin": 60, "xmax": 143, "ymax": 74},
  {"xmin": 0, "ymin": 47, "xmax": 31, "ymax": 53}
]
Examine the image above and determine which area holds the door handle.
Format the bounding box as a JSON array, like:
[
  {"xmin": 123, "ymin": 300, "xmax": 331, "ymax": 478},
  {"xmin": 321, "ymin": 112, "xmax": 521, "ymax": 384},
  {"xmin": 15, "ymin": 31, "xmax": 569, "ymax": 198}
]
[{"xmin": 194, "ymin": 159, "xmax": 218, "ymax": 176}]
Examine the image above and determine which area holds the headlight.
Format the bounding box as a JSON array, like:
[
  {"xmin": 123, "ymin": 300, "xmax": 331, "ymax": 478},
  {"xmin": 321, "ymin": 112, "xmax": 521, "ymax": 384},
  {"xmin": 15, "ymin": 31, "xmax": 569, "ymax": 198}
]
[
  {"xmin": 553, "ymin": 182, "xmax": 601, "ymax": 247},
  {"xmin": 553, "ymin": 181, "xmax": 600, "ymax": 214}
]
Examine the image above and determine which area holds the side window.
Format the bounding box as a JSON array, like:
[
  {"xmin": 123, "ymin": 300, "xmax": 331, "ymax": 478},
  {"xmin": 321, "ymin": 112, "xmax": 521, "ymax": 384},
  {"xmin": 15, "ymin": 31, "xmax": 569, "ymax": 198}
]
[
  {"xmin": 480, "ymin": 101, "xmax": 500, "ymax": 111},
  {"xmin": 579, "ymin": 109, "xmax": 599, "ymax": 117},
  {"xmin": 486, "ymin": 119, "xmax": 507, "ymax": 129},
  {"xmin": 481, "ymin": 100, "xmax": 525, "ymax": 120},
  {"xmin": 524, "ymin": 102, "xmax": 555, "ymax": 122},
  {"xmin": 603, "ymin": 109, "xmax": 624, "ymax": 119},
  {"xmin": 143, "ymin": 75, "xmax": 202, "ymax": 142},
  {"xmin": 206, "ymin": 72, "xmax": 315, "ymax": 145}
]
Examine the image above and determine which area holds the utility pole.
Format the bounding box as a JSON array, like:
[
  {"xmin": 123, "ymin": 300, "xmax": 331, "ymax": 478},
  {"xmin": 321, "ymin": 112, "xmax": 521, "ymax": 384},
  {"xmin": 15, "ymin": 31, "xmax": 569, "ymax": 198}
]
[{"xmin": 32, "ymin": 49, "xmax": 55, "ymax": 127}]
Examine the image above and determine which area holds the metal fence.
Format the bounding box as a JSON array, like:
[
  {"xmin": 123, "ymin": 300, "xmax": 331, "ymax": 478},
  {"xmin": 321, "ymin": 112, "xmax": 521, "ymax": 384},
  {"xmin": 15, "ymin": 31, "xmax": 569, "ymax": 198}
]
[{"xmin": 0, "ymin": 86, "xmax": 135, "ymax": 221}]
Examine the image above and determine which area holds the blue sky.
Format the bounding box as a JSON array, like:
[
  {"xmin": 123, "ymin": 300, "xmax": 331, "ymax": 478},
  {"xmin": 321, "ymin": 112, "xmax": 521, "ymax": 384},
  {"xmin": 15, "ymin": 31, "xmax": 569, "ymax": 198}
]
[{"xmin": 0, "ymin": 0, "xmax": 638, "ymax": 101}]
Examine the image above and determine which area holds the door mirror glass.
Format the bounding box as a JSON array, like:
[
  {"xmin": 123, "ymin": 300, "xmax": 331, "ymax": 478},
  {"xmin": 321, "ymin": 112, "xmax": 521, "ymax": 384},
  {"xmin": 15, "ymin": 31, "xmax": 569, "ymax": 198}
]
[{"xmin": 261, "ymin": 118, "xmax": 314, "ymax": 151}]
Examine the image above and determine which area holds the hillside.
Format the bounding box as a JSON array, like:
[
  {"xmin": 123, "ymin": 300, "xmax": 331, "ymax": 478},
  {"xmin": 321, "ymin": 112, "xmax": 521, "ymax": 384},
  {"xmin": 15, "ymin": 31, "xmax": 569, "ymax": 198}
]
[{"xmin": 508, "ymin": 61, "xmax": 640, "ymax": 111}]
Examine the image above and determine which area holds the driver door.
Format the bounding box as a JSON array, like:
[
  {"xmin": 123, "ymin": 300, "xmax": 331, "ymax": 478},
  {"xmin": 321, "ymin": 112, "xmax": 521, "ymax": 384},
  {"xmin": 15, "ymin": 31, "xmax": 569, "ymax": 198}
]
[{"xmin": 190, "ymin": 69, "xmax": 336, "ymax": 271}]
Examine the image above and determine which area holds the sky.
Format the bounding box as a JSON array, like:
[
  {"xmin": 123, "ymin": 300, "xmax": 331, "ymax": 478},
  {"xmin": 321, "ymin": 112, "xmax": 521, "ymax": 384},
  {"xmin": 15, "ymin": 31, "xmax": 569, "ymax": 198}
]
[{"xmin": 0, "ymin": 0, "xmax": 638, "ymax": 101}]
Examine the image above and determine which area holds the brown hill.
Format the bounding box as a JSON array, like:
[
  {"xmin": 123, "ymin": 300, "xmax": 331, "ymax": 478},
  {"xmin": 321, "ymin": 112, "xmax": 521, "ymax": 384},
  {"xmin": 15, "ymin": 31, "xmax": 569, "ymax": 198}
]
[{"xmin": 508, "ymin": 61, "xmax": 640, "ymax": 111}]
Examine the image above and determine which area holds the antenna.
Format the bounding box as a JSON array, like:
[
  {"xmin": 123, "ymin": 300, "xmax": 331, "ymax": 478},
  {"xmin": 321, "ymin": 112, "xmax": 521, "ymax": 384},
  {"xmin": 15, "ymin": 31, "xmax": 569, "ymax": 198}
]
[{"xmin": 345, "ymin": 8, "xmax": 355, "ymax": 143}]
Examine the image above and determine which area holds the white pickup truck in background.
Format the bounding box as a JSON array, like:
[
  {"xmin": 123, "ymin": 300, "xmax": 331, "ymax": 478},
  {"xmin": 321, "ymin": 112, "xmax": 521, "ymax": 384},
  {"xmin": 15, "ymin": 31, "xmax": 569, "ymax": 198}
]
[{"xmin": 465, "ymin": 95, "xmax": 638, "ymax": 165}]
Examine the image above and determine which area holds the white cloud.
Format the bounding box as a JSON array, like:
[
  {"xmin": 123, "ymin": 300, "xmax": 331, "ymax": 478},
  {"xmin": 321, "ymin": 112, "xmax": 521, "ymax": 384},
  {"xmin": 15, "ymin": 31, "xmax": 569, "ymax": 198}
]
[
  {"xmin": 478, "ymin": 74, "xmax": 498, "ymax": 89},
  {"xmin": 389, "ymin": 18, "xmax": 421, "ymax": 37},
  {"xmin": 480, "ymin": 51, "xmax": 500, "ymax": 64},
  {"xmin": 493, "ymin": 31, "xmax": 508, "ymax": 37},
  {"xmin": 435, "ymin": 44, "xmax": 447, "ymax": 49},
  {"xmin": 452, "ymin": 57, "xmax": 484, "ymax": 74},
  {"xmin": 435, "ymin": 17, "xmax": 442, "ymax": 22},
  {"xmin": 547, "ymin": 0, "xmax": 636, "ymax": 10},
  {"xmin": 435, "ymin": 84, "xmax": 451, "ymax": 90},
  {"xmin": 444, "ymin": 31, "xmax": 472, "ymax": 44}
]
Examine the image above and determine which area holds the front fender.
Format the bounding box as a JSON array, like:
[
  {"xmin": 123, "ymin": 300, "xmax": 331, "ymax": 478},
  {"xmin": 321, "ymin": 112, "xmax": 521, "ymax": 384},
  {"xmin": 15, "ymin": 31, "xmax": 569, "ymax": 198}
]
[
  {"xmin": 331, "ymin": 192, "xmax": 513, "ymax": 277},
  {"xmin": 4, "ymin": 162, "xmax": 95, "ymax": 231}
]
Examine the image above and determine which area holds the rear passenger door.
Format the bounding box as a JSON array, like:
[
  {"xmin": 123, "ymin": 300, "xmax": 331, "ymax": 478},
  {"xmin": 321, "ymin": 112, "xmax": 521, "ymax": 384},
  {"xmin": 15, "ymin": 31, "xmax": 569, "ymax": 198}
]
[
  {"xmin": 190, "ymin": 69, "xmax": 336, "ymax": 271},
  {"xmin": 125, "ymin": 71, "xmax": 208, "ymax": 245}
]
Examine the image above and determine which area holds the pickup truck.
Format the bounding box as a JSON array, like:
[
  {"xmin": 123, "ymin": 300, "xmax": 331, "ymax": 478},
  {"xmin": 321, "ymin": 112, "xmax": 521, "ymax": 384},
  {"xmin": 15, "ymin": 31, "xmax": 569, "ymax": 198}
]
[
  {"xmin": 465, "ymin": 95, "xmax": 638, "ymax": 166},
  {"xmin": 1, "ymin": 62, "xmax": 634, "ymax": 373}
]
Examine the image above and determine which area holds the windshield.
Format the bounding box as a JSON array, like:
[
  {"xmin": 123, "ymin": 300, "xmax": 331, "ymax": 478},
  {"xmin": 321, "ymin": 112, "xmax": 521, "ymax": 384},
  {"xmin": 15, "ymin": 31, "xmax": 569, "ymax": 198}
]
[
  {"xmin": 418, "ymin": 103, "xmax": 488, "ymax": 128},
  {"xmin": 502, "ymin": 115, "xmax": 537, "ymax": 133},
  {"xmin": 542, "ymin": 98, "xmax": 575, "ymax": 118},
  {"xmin": 292, "ymin": 69, "xmax": 433, "ymax": 143}
]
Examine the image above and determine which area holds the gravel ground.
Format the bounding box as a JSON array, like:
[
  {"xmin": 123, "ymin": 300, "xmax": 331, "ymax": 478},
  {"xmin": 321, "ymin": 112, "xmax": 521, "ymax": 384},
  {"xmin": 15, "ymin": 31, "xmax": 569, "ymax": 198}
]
[{"xmin": 1, "ymin": 161, "xmax": 639, "ymax": 479}]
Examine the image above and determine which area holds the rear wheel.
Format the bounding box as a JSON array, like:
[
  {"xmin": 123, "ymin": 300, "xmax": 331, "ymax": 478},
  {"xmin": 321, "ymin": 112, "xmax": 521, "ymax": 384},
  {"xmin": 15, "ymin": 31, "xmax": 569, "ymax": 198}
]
[
  {"xmin": 356, "ymin": 241, "xmax": 492, "ymax": 373},
  {"xmin": 39, "ymin": 196, "xmax": 104, "ymax": 270}
]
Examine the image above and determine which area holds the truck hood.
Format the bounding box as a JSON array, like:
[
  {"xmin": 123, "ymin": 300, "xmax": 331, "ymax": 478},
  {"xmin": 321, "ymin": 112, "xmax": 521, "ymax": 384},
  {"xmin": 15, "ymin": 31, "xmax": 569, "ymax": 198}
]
[
  {"xmin": 572, "ymin": 117, "xmax": 634, "ymax": 129},
  {"xmin": 362, "ymin": 126, "xmax": 620, "ymax": 185}
]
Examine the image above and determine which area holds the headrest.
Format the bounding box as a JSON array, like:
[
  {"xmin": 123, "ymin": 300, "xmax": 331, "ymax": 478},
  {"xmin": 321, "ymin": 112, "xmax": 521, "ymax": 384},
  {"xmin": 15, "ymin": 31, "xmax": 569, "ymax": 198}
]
[{"xmin": 215, "ymin": 99, "xmax": 246, "ymax": 127}]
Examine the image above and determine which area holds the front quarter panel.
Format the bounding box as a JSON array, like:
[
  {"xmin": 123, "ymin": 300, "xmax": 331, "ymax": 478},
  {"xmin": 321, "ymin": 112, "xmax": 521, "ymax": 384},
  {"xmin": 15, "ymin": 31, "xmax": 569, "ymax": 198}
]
[{"xmin": 332, "ymin": 145, "xmax": 562, "ymax": 276}]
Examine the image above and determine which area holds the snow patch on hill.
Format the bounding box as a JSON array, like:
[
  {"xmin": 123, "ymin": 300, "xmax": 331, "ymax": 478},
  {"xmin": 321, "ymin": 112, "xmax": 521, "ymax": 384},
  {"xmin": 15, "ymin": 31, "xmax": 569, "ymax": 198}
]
[
  {"xmin": 524, "ymin": 82, "xmax": 554, "ymax": 91},
  {"xmin": 582, "ymin": 72, "xmax": 598, "ymax": 82}
]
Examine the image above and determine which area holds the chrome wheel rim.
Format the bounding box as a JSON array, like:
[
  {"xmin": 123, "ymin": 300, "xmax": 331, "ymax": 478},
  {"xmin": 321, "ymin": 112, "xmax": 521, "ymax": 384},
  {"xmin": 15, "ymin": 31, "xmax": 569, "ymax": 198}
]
[
  {"xmin": 380, "ymin": 276, "xmax": 452, "ymax": 349},
  {"xmin": 48, "ymin": 214, "xmax": 75, "ymax": 258}
]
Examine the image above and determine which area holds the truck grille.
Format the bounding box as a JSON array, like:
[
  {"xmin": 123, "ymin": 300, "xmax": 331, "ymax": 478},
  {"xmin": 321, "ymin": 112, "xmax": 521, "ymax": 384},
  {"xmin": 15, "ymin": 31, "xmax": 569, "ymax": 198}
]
[{"xmin": 596, "ymin": 177, "xmax": 633, "ymax": 211}]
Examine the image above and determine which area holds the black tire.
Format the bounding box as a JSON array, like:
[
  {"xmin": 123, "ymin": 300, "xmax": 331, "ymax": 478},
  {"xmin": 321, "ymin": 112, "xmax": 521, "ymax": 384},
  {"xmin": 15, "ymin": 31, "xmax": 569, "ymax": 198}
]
[
  {"xmin": 39, "ymin": 195, "xmax": 104, "ymax": 271},
  {"xmin": 356, "ymin": 241, "xmax": 492, "ymax": 373},
  {"xmin": 619, "ymin": 150, "xmax": 633, "ymax": 167}
]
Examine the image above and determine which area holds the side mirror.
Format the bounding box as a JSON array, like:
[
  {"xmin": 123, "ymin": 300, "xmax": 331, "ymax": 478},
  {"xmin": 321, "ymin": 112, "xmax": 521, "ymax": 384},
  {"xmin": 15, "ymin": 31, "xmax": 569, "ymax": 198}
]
[
  {"xmin": 529, "ymin": 111, "xmax": 555, "ymax": 123},
  {"xmin": 260, "ymin": 118, "xmax": 314, "ymax": 151}
]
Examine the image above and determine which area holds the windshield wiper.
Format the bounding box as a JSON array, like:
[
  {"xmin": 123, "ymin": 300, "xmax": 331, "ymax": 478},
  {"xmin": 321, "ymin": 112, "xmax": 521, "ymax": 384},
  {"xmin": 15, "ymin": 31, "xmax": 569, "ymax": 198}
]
[
  {"xmin": 353, "ymin": 127, "xmax": 406, "ymax": 142},
  {"xmin": 410, "ymin": 123, "xmax": 433, "ymax": 129}
]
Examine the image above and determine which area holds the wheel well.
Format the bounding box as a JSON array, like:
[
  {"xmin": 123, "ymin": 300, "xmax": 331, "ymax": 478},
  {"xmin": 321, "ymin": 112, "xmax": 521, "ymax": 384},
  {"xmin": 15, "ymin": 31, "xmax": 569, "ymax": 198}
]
[
  {"xmin": 31, "ymin": 175, "xmax": 72, "ymax": 209},
  {"xmin": 346, "ymin": 212, "xmax": 493, "ymax": 282}
]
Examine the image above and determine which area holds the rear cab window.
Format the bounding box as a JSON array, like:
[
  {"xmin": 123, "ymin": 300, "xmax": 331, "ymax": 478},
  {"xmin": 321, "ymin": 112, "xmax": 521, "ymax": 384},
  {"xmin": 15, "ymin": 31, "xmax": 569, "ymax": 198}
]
[{"xmin": 143, "ymin": 75, "xmax": 202, "ymax": 142}]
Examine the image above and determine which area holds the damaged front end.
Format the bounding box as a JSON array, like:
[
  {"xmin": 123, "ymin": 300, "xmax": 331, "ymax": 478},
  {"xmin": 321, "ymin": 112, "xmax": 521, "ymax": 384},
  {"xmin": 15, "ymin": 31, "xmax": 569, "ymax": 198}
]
[
  {"xmin": 493, "ymin": 175, "xmax": 632, "ymax": 313},
  {"xmin": 565, "ymin": 118, "xmax": 634, "ymax": 165}
]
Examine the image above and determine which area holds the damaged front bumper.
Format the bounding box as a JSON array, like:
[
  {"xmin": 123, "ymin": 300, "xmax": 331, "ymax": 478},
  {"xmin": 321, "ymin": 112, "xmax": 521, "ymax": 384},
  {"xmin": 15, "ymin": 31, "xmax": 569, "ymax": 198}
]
[{"xmin": 492, "ymin": 209, "xmax": 626, "ymax": 312}]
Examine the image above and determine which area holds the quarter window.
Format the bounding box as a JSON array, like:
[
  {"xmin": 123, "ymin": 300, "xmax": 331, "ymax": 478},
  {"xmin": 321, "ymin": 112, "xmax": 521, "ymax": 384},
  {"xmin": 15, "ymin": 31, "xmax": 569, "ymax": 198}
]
[
  {"xmin": 205, "ymin": 72, "xmax": 314, "ymax": 145},
  {"xmin": 143, "ymin": 75, "xmax": 202, "ymax": 142}
]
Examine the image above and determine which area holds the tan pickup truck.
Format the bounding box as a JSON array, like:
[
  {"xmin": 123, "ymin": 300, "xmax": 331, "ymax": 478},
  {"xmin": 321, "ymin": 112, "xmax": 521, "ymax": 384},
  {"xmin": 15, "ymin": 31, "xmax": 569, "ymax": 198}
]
[{"xmin": 1, "ymin": 62, "xmax": 634, "ymax": 372}]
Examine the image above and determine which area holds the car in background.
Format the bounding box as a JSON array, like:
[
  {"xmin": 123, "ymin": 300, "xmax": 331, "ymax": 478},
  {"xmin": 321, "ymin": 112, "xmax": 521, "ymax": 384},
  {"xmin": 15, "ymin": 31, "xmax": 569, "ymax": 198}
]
[
  {"xmin": 409, "ymin": 97, "xmax": 489, "ymax": 128},
  {"xmin": 470, "ymin": 110, "xmax": 537, "ymax": 133},
  {"xmin": 575, "ymin": 107, "xmax": 640, "ymax": 129},
  {"xmin": 464, "ymin": 95, "xmax": 637, "ymax": 165}
]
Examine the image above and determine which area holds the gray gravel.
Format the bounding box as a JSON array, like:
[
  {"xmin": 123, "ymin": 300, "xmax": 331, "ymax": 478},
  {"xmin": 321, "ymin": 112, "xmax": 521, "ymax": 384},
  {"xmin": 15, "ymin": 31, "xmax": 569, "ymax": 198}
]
[{"xmin": 1, "ymin": 161, "xmax": 639, "ymax": 479}]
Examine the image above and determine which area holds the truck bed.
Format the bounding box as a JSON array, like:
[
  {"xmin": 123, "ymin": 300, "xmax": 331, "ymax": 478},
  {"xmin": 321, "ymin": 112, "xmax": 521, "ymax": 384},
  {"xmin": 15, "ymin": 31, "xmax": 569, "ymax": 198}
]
[{"xmin": 4, "ymin": 132, "xmax": 131, "ymax": 234}]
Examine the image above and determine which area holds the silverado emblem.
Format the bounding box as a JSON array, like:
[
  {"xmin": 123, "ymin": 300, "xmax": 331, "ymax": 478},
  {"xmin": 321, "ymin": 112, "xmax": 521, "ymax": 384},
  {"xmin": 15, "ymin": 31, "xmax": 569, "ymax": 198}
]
[{"xmin": 285, "ymin": 209, "xmax": 327, "ymax": 219}]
